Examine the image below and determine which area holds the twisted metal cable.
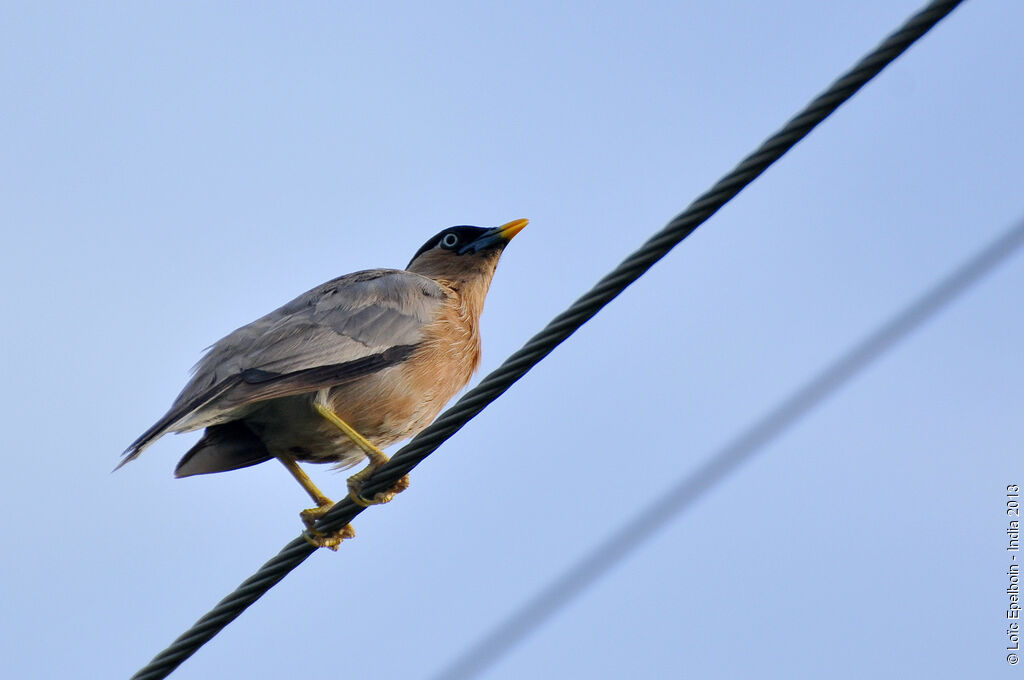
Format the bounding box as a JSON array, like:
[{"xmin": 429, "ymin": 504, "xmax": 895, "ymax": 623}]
[
  {"xmin": 130, "ymin": 2, "xmax": 964, "ymax": 677},
  {"xmin": 429, "ymin": 215, "xmax": 1024, "ymax": 680}
]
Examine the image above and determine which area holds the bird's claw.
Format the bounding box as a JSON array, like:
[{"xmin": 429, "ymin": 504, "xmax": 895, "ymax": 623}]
[
  {"xmin": 299, "ymin": 502, "xmax": 356, "ymax": 551},
  {"xmin": 347, "ymin": 473, "xmax": 410, "ymax": 507},
  {"xmin": 302, "ymin": 525, "xmax": 356, "ymax": 551}
]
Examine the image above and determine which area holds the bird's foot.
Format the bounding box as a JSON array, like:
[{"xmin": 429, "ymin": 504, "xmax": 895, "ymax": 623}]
[
  {"xmin": 300, "ymin": 502, "xmax": 356, "ymax": 551},
  {"xmin": 347, "ymin": 469, "xmax": 411, "ymax": 507}
]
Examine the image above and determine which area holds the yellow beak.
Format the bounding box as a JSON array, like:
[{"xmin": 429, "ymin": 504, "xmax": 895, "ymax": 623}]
[{"xmin": 496, "ymin": 218, "xmax": 529, "ymax": 241}]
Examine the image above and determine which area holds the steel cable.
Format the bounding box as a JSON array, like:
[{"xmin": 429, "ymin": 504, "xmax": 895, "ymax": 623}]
[
  {"xmin": 429, "ymin": 216, "xmax": 1024, "ymax": 680},
  {"xmin": 130, "ymin": 1, "xmax": 965, "ymax": 677}
]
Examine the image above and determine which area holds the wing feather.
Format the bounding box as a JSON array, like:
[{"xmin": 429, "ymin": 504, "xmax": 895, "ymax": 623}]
[{"xmin": 120, "ymin": 269, "xmax": 446, "ymax": 463}]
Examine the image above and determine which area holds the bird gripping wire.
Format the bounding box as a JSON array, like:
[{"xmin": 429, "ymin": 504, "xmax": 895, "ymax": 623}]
[{"xmin": 130, "ymin": 1, "xmax": 966, "ymax": 677}]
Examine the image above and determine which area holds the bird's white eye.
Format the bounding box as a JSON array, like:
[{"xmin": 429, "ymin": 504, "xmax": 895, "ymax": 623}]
[{"xmin": 441, "ymin": 233, "xmax": 459, "ymax": 248}]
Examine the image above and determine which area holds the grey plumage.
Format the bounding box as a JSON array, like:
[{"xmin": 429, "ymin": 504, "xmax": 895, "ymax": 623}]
[{"xmin": 120, "ymin": 268, "xmax": 446, "ymax": 468}]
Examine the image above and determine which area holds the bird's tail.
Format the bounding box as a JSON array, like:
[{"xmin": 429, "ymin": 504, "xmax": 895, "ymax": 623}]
[{"xmin": 174, "ymin": 421, "xmax": 274, "ymax": 477}]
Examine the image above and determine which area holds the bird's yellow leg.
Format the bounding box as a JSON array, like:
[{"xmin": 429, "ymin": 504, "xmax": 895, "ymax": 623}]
[
  {"xmin": 276, "ymin": 453, "xmax": 332, "ymax": 507},
  {"xmin": 276, "ymin": 453, "xmax": 355, "ymax": 551},
  {"xmin": 312, "ymin": 392, "xmax": 410, "ymax": 507}
]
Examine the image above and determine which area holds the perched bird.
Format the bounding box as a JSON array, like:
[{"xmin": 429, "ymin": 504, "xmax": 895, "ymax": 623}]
[{"xmin": 120, "ymin": 219, "xmax": 527, "ymax": 548}]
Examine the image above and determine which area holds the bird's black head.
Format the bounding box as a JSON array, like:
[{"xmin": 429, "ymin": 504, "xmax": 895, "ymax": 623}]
[{"xmin": 406, "ymin": 219, "xmax": 528, "ymax": 270}]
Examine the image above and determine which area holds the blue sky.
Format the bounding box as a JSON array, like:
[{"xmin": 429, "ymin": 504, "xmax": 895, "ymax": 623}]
[{"xmin": 2, "ymin": 2, "xmax": 1022, "ymax": 678}]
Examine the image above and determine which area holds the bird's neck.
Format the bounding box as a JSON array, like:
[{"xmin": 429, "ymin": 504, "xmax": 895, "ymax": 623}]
[{"xmin": 438, "ymin": 275, "xmax": 493, "ymax": 324}]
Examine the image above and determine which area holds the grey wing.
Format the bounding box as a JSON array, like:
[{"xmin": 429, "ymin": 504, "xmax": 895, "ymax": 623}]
[{"xmin": 120, "ymin": 268, "xmax": 446, "ymax": 463}]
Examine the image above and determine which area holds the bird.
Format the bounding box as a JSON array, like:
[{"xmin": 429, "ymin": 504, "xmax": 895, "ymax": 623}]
[{"xmin": 119, "ymin": 219, "xmax": 527, "ymax": 548}]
